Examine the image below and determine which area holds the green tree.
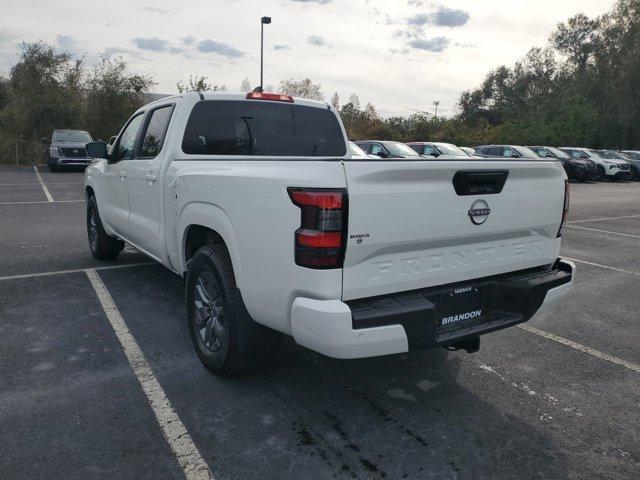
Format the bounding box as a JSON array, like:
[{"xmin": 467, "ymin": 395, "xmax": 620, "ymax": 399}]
[
  {"xmin": 1, "ymin": 41, "xmax": 84, "ymax": 142},
  {"xmin": 177, "ymin": 75, "xmax": 225, "ymax": 94},
  {"xmin": 278, "ymin": 78, "xmax": 324, "ymax": 100},
  {"xmin": 84, "ymin": 56, "xmax": 155, "ymax": 141}
]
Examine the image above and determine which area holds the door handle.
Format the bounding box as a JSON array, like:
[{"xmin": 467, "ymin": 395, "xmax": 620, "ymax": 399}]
[
  {"xmin": 119, "ymin": 170, "xmax": 127, "ymax": 180},
  {"xmin": 145, "ymin": 174, "xmax": 157, "ymax": 183}
]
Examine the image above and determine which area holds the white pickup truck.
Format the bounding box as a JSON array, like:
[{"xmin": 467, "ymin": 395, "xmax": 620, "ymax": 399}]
[{"xmin": 84, "ymin": 91, "xmax": 575, "ymax": 375}]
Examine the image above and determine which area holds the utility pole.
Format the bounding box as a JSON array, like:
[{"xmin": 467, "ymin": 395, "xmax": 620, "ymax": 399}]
[
  {"xmin": 260, "ymin": 16, "xmax": 272, "ymax": 92},
  {"xmin": 433, "ymin": 100, "xmax": 440, "ymax": 119}
]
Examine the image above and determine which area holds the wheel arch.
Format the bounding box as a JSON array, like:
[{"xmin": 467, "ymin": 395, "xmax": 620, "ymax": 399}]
[{"xmin": 178, "ymin": 202, "xmax": 243, "ymax": 290}]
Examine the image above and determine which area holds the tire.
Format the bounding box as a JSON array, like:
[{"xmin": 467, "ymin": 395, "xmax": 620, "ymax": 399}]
[
  {"xmin": 631, "ymin": 167, "xmax": 639, "ymax": 181},
  {"xmin": 596, "ymin": 165, "xmax": 606, "ymax": 181},
  {"xmin": 86, "ymin": 195, "xmax": 124, "ymax": 260},
  {"xmin": 48, "ymin": 163, "xmax": 59, "ymax": 172},
  {"xmin": 186, "ymin": 245, "xmax": 265, "ymax": 376}
]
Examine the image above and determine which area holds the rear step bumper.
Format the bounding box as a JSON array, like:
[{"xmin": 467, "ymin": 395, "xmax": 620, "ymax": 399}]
[{"xmin": 291, "ymin": 259, "xmax": 574, "ymax": 359}]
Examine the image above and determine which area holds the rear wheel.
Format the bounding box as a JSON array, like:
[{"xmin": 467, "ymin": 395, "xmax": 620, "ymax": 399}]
[
  {"xmin": 186, "ymin": 245, "xmax": 264, "ymax": 376},
  {"xmin": 86, "ymin": 196, "xmax": 124, "ymax": 260}
]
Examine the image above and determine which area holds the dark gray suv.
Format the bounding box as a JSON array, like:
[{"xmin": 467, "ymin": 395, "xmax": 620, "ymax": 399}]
[{"xmin": 43, "ymin": 129, "xmax": 94, "ymax": 172}]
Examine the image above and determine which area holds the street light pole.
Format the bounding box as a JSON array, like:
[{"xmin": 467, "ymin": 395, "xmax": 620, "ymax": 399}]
[
  {"xmin": 260, "ymin": 16, "xmax": 271, "ymax": 92},
  {"xmin": 433, "ymin": 100, "xmax": 440, "ymax": 119}
]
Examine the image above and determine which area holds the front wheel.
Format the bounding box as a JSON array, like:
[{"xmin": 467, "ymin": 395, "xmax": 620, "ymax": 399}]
[
  {"xmin": 595, "ymin": 165, "xmax": 606, "ymax": 181},
  {"xmin": 87, "ymin": 196, "xmax": 124, "ymax": 260},
  {"xmin": 186, "ymin": 245, "xmax": 266, "ymax": 376}
]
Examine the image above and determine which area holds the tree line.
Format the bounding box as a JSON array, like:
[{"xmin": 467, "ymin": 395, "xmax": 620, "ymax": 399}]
[
  {"xmin": 325, "ymin": 0, "xmax": 639, "ymax": 149},
  {"xmin": 0, "ymin": 0, "xmax": 637, "ymax": 164}
]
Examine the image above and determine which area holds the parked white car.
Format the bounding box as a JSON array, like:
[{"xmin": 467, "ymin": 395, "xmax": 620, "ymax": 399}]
[
  {"xmin": 84, "ymin": 91, "xmax": 575, "ymax": 375},
  {"xmin": 559, "ymin": 147, "xmax": 631, "ymax": 180},
  {"xmin": 460, "ymin": 147, "xmax": 476, "ymax": 156}
]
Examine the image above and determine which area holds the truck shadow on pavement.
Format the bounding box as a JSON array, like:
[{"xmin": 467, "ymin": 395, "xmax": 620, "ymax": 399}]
[{"xmin": 98, "ymin": 264, "xmax": 569, "ymax": 480}]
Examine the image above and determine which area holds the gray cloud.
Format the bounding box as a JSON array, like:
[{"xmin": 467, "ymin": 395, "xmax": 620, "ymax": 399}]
[
  {"xmin": 132, "ymin": 37, "xmax": 168, "ymax": 52},
  {"xmin": 408, "ymin": 7, "xmax": 469, "ymax": 28},
  {"xmin": 181, "ymin": 35, "xmax": 196, "ymax": 46},
  {"xmin": 308, "ymin": 35, "xmax": 327, "ymax": 47},
  {"xmin": 407, "ymin": 13, "xmax": 430, "ymax": 26},
  {"xmin": 273, "ymin": 44, "xmax": 291, "ymax": 50},
  {"xmin": 196, "ymin": 39, "xmax": 243, "ymax": 58},
  {"xmin": 431, "ymin": 7, "xmax": 469, "ymax": 27},
  {"xmin": 408, "ymin": 36, "xmax": 449, "ymax": 52},
  {"xmin": 56, "ymin": 35, "xmax": 77, "ymax": 49},
  {"xmin": 103, "ymin": 46, "xmax": 143, "ymax": 59}
]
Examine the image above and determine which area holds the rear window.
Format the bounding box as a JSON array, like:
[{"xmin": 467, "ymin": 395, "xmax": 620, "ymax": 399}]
[{"xmin": 182, "ymin": 100, "xmax": 346, "ymax": 157}]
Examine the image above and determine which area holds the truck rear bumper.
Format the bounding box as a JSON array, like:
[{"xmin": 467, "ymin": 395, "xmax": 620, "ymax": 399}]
[{"xmin": 291, "ymin": 259, "xmax": 574, "ymax": 359}]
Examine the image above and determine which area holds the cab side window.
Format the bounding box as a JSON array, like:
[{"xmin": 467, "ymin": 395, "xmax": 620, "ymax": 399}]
[
  {"xmin": 140, "ymin": 105, "xmax": 174, "ymax": 158},
  {"xmin": 115, "ymin": 113, "xmax": 145, "ymax": 161}
]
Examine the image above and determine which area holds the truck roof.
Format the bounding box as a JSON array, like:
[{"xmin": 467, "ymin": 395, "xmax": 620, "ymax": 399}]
[{"xmin": 142, "ymin": 91, "xmax": 331, "ymax": 111}]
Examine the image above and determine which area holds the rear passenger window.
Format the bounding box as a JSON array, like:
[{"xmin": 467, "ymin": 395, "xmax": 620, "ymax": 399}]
[
  {"xmin": 182, "ymin": 100, "xmax": 346, "ymax": 156},
  {"xmin": 140, "ymin": 105, "xmax": 173, "ymax": 158}
]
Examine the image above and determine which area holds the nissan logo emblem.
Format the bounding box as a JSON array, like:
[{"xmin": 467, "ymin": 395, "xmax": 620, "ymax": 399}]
[{"xmin": 468, "ymin": 199, "xmax": 490, "ymax": 225}]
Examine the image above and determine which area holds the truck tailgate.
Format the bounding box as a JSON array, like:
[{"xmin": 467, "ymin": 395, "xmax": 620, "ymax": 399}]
[{"xmin": 341, "ymin": 159, "xmax": 565, "ymax": 301}]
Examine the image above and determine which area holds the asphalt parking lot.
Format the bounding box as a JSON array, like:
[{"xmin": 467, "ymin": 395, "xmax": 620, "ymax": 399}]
[{"xmin": 1, "ymin": 165, "xmax": 639, "ymax": 480}]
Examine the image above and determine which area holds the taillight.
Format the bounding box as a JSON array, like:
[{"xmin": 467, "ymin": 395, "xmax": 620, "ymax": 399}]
[
  {"xmin": 288, "ymin": 188, "xmax": 347, "ymax": 268},
  {"xmin": 558, "ymin": 180, "xmax": 570, "ymax": 237},
  {"xmin": 246, "ymin": 92, "xmax": 294, "ymax": 103}
]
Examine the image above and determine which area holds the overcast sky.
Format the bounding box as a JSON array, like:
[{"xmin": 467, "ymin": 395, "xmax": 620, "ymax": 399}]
[{"xmin": 1, "ymin": 0, "xmax": 617, "ymax": 117}]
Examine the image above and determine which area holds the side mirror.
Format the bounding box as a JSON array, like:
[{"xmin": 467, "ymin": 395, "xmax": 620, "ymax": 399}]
[
  {"xmin": 377, "ymin": 150, "xmax": 389, "ymax": 158},
  {"xmin": 41, "ymin": 137, "xmax": 49, "ymax": 145},
  {"xmin": 86, "ymin": 141, "xmax": 109, "ymax": 160}
]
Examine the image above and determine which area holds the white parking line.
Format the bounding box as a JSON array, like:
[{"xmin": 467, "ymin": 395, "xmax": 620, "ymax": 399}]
[
  {"xmin": 0, "ymin": 182, "xmax": 84, "ymax": 186},
  {"xmin": 0, "ymin": 262, "xmax": 154, "ymax": 282},
  {"xmin": 567, "ymin": 215, "xmax": 640, "ymax": 224},
  {"xmin": 564, "ymin": 257, "xmax": 640, "ymax": 277},
  {"xmin": 85, "ymin": 269, "xmax": 213, "ymax": 480},
  {"xmin": 0, "ymin": 200, "xmax": 83, "ymax": 205},
  {"xmin": 33, "ymin": 166, "xmax": 54, "ymax": 202},
  {"xmin": 518, "ymin": 324, "xmax": 640, "ymax": 373},
  {"xmin": 566, "ymin": 225, "xmax": 640, "ymax": 239}
]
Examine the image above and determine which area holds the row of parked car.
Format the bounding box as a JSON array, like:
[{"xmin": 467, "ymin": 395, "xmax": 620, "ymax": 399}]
[
  {"xmin": 350, "ymin": 141, "xmax": 640, "ymax": 182},
  {"xmin": 43, "ymin": 128, "xmax": 638, "ymax": 183}
]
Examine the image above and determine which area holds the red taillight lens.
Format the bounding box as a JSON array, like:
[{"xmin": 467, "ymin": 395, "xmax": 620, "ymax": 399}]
[
  {"xmin": 288, "ymin": 188, "xmax": 347, "ymax": 269},
  {"xmin": 558, "ymin": 180, "xmax": 570, "ymax": 237},
  {"xmin": 246, "ymin": 92, "xmax": 294, "ymax": 103}
]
